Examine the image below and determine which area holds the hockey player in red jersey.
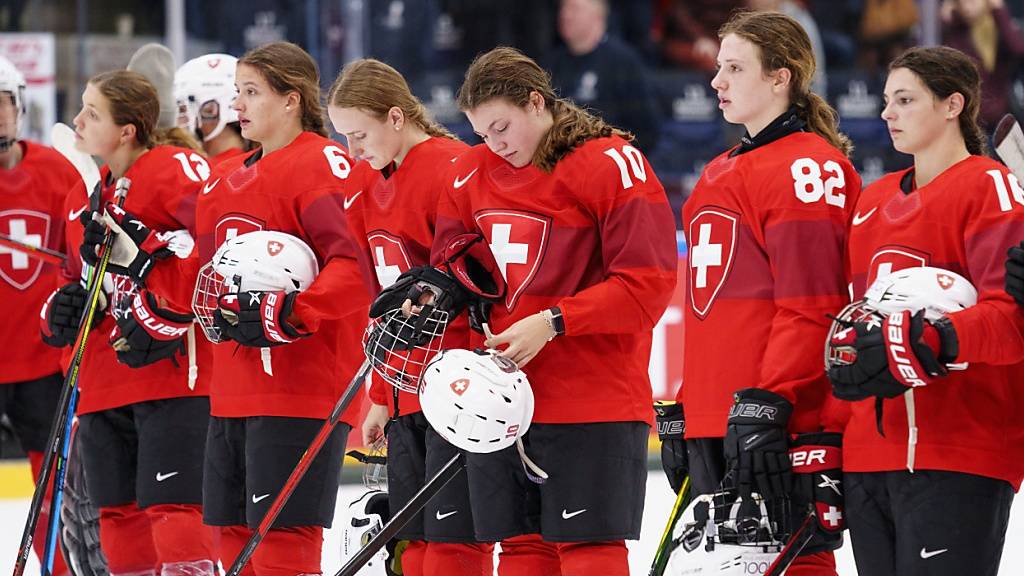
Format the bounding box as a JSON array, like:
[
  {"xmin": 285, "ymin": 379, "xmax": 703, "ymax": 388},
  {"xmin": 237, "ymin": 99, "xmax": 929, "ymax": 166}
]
[
  {"xmin": 326, "ymin": 59, "xmax": 495, "ymax": 576},
  {"xmin": 119, "ymin": 42, "xmax": 369, "ymax": 576},
  {"xmin": 0, "ymin": 54, "xmax": 77, "ymax": 576},
  {"xmin": 826, "ymin": 46, "xmax": 1024, "ymax": 576},
  {"xmin": 664, "ymin": 11, "xmax": 860, "ymax": 575},
  {"xmin": 429, "ymin": 47, "xmax": 677, "ymax": 576},
  {"xmin": 53, "ymin": 62, "xmax": 216, "ymax": 576},
  {"xmin": 174, "ymin": 53, "xmax": 251, "ymax": 167}
]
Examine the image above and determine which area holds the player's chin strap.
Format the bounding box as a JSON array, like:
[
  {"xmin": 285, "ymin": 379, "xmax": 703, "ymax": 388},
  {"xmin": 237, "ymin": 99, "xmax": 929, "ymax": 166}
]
[
  {"xmin": 0, "ymin": 135, "xmax": 14, "ymax": 153},
  {"xmin": 516, "ymin": 438, "xmax": 548, "ymax": 484}
]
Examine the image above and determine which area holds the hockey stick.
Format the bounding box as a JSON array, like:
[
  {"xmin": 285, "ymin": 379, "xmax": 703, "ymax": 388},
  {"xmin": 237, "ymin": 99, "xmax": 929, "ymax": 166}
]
[
  {"xmin": 648, "ymin": 476, "xmax": 692, "ymax": 576},
  {"xmin": 225, "ymin": 359, "xmax": 373, "ymax": 576},
  {"xmin": 0, "ymin": 234, "xmax": 67, "ymax": 265},
  {"xmin": 14, "ymin": 178, "xmax": 131, "ymax": 576},
  {"xmin": 334, "ymin": 452, "xmax": 467, "ymax": 576},
  {"xmin": 763, "ymin": 506, "xmax": 817, "ymax": 576}
]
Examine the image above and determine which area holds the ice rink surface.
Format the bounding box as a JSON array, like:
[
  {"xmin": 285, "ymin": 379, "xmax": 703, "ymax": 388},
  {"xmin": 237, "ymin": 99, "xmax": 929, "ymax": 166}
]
[{"xmin": 1, "ymin": 469, "xmax": 1021, "ymax": 575}]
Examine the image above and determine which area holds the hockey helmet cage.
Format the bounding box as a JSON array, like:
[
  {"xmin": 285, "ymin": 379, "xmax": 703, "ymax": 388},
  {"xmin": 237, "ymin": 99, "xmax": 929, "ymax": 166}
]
[
  {"xmin": 419, "ymin": 348, "xmax": 533, "ymax": 453},
  {"xmin": 192, "ymin": 231, "xmax": 319, "ymax": 343}
]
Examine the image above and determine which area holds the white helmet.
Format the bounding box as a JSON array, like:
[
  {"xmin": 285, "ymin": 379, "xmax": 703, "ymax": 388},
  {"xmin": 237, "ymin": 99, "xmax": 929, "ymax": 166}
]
[
  {"xmin": 192, "ymin": 231, "xmax": 319, "ymax": 342},
  {"xmin": 174, "ymin": 54, "xmax": 238, "ymax": 142},
  {"xmin": 826, "ymin": 266, "xmax": 977, "ymax": 371},
  {"xmin": 419, "ymin": 348, "xmax": 533, "ymax": 454},
  {"xmin": 0, "ymin": 55, "xmax": 26, "ymax": 147},
  {"xmin": 340, "ymin": 490, "xmax": 399, "ymax": 576}
]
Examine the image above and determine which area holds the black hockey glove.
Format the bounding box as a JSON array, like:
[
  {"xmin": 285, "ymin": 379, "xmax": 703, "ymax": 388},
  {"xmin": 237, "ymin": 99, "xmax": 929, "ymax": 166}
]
[
  {"xmin": 655, "ymin": 401, "xmax": 688, "ymax": 494},
  {"xmin": 1006, "ymin": 241, "xmax": 1024, "ymax": 305},
  {"xmin": 214, "ymin": 290, "xmax": 309, "ymax": 347},
  {"xmin": 80, "ymin": 202, "xmax": 193, "ymax": 284},
  {"xmin": 109, "ymin": 290, "xmax": 192, "ymax": 368},
  {"xmin": 827, "ymin": 309, "xmax": 952, "ymax": 401},
  {"xmin": 789, "ymin": 432, "xmax": 845, "ymax": 552},
  {"xmin": 724, "ymin": 388, "xmax": 793, "ymax": 501},
  {"xmin": 40, "ymin": 283, "xmax": 106, "ymax": 347}
]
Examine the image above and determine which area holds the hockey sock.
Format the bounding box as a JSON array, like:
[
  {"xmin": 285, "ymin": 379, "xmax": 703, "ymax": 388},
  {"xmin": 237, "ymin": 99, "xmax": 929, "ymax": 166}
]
[
  {"xmin": 27, "ymin": 451, "xmax": 70, "ymax": 576},
  {"xmin": 399, "ymin": 540, "xmax": 426, "ymax": 576},
  {"xmin": 218, "ymin": 526, "xmax": 257, "ymax": 576},
  {"xmin": 496, "ymin": 534, "xmax": 560, "ymax": 576},
  {"xmin": 144, "ymin": 503, "xmax": 215, "ymax": 565},
  {"xmin": 556, "ymin": 540, "xmax": 628, "ymax": 576},
  {"xmin": 783, "ymin": 550, "xmax": 837, "ymax": 576},
  {"xmin": 98, "ymin": 503, "xmax": 158, "ymax": 574},
  {"xmin": 423, "ymin": 542, "xmax": 494, "ymax": 576},
  {"xmin": 252, "ymin": 526, "xmax": 323, "ymax": 576}
]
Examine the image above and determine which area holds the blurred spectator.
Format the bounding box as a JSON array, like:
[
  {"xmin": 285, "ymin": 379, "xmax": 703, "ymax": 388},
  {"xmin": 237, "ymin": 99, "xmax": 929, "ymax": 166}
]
[
  {"xmin": 942, "ymin": 0, "xmax": 1024, "ymax": 127},
  {"xmin": 546, "ymin": 0, "xmax": 662, "ymax": 151},
  {"xmin": 809, "ymin": 0, "xmax": 862, "ymax": 69},
  {"xmin": 653, "ymin": 0, "xmax": 741, "ymax": 72},
  {"xmin": 857, "ymin": 0, "xmax": 918, "ymax": 71},
  {"xmin": 607, "ymin": 0, "xmax": 658, "ymax": 63},
  {"xmin": 747, "ymin": 0, "xmax": 826, "ymax": 93},
  {"xmin": 0, "ymin": 0, "xmax": 27, "ymax": 31}
]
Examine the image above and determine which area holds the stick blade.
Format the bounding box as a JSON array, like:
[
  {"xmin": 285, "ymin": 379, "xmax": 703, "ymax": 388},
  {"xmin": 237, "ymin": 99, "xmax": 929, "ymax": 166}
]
[
  {"xmin": 994, "ymin": 114, "xmax": 1024, "ymax": 180},
  {"xmin": 50, "ymin": 122, "xmax": 101, "ymax": 194}
]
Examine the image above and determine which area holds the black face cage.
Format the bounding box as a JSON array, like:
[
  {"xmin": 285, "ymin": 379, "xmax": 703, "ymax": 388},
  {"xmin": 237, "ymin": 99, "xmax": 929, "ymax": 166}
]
[{"xmin": 679, "ymin": 487, "xmax": 792, "ymax": 554}]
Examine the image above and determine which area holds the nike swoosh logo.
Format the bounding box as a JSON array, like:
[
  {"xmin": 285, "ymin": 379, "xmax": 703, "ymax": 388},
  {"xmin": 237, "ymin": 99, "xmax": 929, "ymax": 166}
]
[
  {"xmin": 68, "ymin": 206, "xmax": 87, "ymax": 221},
  {"xmin": 252, "ymin": 493, "xmax": 271, "ymax": 503},
  {"xmin": 561, "ymin": 508, "xmax": 587, "ymax": 520},
  {"xmin": 920, "ymin": 547, "xmax": 948, "ymax": 559},
  {"xmin": 155, "ymin": 471, "xmax": 179, "ymax": 482},
  {"xmin": 202, "ymin": 178, "xmax": 221, "ymax": 195},
  {"xmin": 852, "ymin": 207, "xmax": 877, "ymax": 226},
  {"xmin": 343, "ymin": 190, "xmax": 362, "ymax": 210},
  {"xmin": 453, "ymin": 168, "xmax": 478, "ymax": 189},
  {"xmin": 435, "ymin": 510, "xmax": 458, "ymax": 520}
]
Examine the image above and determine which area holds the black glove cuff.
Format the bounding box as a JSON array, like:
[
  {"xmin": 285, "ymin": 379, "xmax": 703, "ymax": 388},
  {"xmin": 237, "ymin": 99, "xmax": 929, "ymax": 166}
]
[
  {"xmin": 727, "ymin": 388, "xmax": 793, "ymax": 426},
  {"xmin": 932, "ymin": 316, "xmax": 959, "ymax": 364},
  {"xmin": 654, "ymin": 401, "xmax": 684, "ymax": 440}
]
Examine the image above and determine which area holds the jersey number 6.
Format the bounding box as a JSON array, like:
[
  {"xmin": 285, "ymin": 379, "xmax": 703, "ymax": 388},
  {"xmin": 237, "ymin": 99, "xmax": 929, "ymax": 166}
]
[{"xmin": 791, "ymin": 157, "xmax": 846, "ymax": 208}]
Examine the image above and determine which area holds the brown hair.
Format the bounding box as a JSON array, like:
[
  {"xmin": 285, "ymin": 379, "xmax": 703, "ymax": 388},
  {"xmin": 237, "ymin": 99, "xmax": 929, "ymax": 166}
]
[
  {"xmin": 456, "ymin": 47, "xmax": 631, "ymax": 172},
  {"xmin": 89, "ymin": 70, "xmax": 158, "ymax": 148},
  {"xmin": 151, "ymin": 126, "xmax": 202, "ymax": 152},
  {"xmin": 328, "ymin": 59, "xmax": 454, "ymax": 140},
  {"xmin": 720, "ymin": 10, "xmax": 853, "ymax": 157},
  {"xmin": 889, "ymin": 46, "xmax": 988, "ymax": 156},
  {"xmin": 238, "ymin": 42, "xmax": 327, "ymax": 137}
]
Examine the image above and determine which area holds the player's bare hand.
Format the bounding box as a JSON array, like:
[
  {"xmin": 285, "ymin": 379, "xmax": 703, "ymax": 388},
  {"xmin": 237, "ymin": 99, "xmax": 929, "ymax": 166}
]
[
  {"xmin": 361, "ymin": 402, "xmax": 389, "ymax": 446},
  {"xmin": 483, "ymin": 313, "xmax": 555, "ymax": 368}
]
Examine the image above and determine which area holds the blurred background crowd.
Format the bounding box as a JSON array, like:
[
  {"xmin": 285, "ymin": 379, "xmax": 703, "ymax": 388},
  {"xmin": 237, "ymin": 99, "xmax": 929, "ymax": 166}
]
[{"xmin": 3, "ymin": 0, "xmax": 1024, "ymax": 224}]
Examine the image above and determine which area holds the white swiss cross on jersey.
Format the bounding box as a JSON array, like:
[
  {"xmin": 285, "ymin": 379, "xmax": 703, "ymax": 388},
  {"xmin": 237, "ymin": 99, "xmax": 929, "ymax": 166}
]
[
  {"xmin": 0, "ymin": 210, "xmax": 50, "ymax": 290},
  {"xmin": 868, "ymin": 246, "xmax": 929, "ymax": 287},
  {"xmin": 367, "ymin": 231, "xmax": 412, "ymax": 289},
  {"xmin": 687, "ymin": 207, "xmax": 738, "ymax": 319},
  {"xmin": 474, "ymin": 210, "xmax": 550, "ymax": 311},
  {"xmin": 215, "ymin": 214, "xmax": 265, "ymax": 248}
]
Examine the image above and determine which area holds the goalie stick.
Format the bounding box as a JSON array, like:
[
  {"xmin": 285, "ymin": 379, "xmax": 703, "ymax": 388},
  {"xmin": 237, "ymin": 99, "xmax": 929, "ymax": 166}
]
[
  {"xmin": 0, "ymin": 233, "xmax": 66, "ymax": 265},
  {"xmin": 995, "ymin": 113, "xmax": 1024, "ymax": 179},
  {"xmin": 334, "ymin": 452, "xmax": 466, "ymax": 576},
  {"xmin": 225, "ymin": 359, "xmax": 373, "ymax": 576},
  {"xmin": 51, "ymin": 123, "xmax": 101, "ymax": 194},
  {"xmin": 14, "ymin": 178, "xmax": 132, "ymax": 576}
]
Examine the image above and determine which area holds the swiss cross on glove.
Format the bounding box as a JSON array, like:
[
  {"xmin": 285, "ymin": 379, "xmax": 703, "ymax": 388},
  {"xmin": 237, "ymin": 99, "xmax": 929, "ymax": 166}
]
[
  {"xmin": 790, "ymin": 432, "xmax": 845, "ymax": 534},
  {"xmin": 80, "ymin": 202, "xmax": 194, "ymax": 285},
  {"xmin": 213, "ymin": 290, "xmax": 309, "ymax": 347},
  {"xmin": 827, "ymin": 309, "xmax": 951, "ymax": 401},
  {"xmin": 109, "ymin": 290, "xmax": 192, "ymax": 368},
  {"xmin": 724, "ymin": 388, "xmax": 794, "ymax": 501}
]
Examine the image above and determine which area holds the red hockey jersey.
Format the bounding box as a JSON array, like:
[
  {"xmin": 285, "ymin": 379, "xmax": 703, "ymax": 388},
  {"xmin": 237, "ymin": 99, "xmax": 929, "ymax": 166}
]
[
  {"xmin": 62, "ymin": 145, "xmax": 210, "ymax": 414},
  {"xmin": 0, "ymin": 141, "xmax": 78, "ymax": 383},
  {"xmin": 841, "ymin": 155, "xmax": 1024, "ymax": 489},
  {"xmin": 434, "ymin": 137, "xmax": 677, "ymax": 425},
  {"xmin": 151, "ymin": 132, "xmax": 370, "ymax": 422},
  {"xmin": 344, "ymin": 136, "xmax": 469, "ymax": 417},
  {"xmin": 678, "ymin": 132, "xmax": 861, "ymax": 438}
]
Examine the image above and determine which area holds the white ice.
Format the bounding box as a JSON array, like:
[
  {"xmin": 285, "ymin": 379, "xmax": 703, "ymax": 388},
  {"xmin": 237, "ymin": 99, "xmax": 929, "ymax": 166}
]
[{"xmin": 1, "ymin": 469, "xmax": 1021, "ymax": 575}]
